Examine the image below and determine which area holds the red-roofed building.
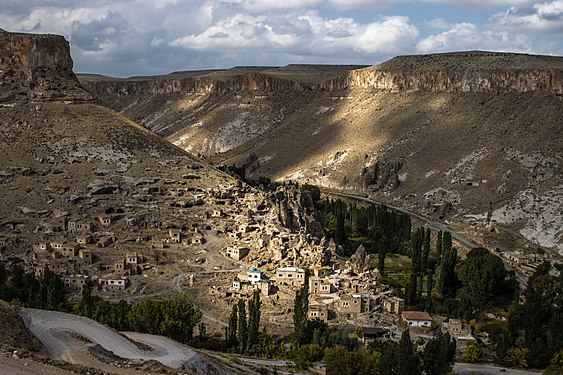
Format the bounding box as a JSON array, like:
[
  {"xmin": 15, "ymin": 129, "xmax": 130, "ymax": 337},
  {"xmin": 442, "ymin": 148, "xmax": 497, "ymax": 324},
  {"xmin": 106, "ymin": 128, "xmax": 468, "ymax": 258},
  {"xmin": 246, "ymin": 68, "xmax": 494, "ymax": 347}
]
[{"xmin": 401, "ymin": 311, "xmax": 433, "ymax": 327}]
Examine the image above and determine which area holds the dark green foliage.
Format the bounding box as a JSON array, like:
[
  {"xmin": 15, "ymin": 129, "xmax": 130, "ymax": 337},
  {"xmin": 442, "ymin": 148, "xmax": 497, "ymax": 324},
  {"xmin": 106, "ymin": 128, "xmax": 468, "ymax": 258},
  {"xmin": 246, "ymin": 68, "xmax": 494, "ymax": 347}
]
[
  {"xmin": 507, "ymin": 262, "xmax": 563, "ymax": 368},
  {"xmin": 321, "ymin": 199, "xmax": 411, "ymax": 256},
  {"xmin": 0, "ymin": 265, "xmax": 67, "ymax": 311},
  {"xmin": 237, "ymin": 299, "xmax": 248, "ymax": 353},
  {"xmin": 293, "ymin": 283, "xmax": 309, "ymax": 345},
  {"xmin": 435, "ymin": 232, "xmax": 457, "ymax": 298},
  {"xmin": 227, "ymin": 303, "xmax": 238, "ymax": 348},
  {"xmin": 247, "ymin": 291, "xmax": 262, "ymax": 352},
  {"xmin": 128, "ymin": 294, "xmax": 201, "ymax": 344},
  {"xmin": 80, "ymin": 279, "xmax": 93, "ymax": 318},
  {"xmin": 324, "ymin": 345, "xmax": 380, "ymax": 375},
  {"xmin": 301, "ymin": 184, "xmax": 321, "ymax": 206},
  {"xmin": 379, "ymin": 330, "xmax": 421, "ymax": 375},
  {"xmin": 457, "ymin": 248, "xmax": 516, "ymax": 316},
  {"xmin": 422, "ymin": 332, "xmax": 456, "ymax": 375}
]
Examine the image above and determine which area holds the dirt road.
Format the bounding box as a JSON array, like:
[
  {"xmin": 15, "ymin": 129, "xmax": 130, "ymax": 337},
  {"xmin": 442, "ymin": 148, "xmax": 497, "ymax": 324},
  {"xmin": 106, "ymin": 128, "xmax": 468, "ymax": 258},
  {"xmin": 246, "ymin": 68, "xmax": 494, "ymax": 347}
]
[{"xmin": 19, "ymin": 308, "xmax": 208, "ymax": 372}]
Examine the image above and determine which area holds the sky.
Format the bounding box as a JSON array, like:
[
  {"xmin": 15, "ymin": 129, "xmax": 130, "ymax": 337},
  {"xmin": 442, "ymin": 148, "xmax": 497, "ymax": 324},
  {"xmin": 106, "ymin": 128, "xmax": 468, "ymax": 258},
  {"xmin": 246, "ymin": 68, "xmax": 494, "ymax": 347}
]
[{"xmin": 1, "ymin": 0, "xmax": 562, "ymax": 77}]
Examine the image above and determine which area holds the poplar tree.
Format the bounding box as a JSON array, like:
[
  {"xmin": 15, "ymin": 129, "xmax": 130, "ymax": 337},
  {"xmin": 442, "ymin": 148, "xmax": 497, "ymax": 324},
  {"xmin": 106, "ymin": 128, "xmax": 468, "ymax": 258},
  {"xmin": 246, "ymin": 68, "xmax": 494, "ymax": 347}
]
[{"xmin": 237, "ymin": 299, "xmax": 248, "ymax": 353}]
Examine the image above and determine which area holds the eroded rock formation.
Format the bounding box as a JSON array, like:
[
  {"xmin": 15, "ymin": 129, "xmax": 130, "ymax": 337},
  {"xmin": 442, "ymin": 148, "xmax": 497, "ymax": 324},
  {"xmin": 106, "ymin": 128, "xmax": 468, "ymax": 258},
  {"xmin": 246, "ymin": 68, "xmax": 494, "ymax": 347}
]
[{"xmin": 0, "ymin": 28, "xmax": 91, "ymax": 102}]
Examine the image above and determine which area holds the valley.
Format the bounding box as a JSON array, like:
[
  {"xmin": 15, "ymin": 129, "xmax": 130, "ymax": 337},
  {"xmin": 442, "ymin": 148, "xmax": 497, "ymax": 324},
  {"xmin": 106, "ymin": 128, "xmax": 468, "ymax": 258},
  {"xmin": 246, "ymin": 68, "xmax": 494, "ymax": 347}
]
[{"xmin": 0, "ymin": 27, "xmax": 562, "ymax": 375}]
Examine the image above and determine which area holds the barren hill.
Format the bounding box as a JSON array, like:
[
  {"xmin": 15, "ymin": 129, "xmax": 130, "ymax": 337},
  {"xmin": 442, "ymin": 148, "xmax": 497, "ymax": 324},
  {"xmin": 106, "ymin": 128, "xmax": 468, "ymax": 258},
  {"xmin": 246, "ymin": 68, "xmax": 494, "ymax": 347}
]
[
  {"xmin": 80, "ymin": 51, "xmax": 563, "ymax": 256},
  {"xmin": 0, "ymin": 29, "xmax": 332, "ymax": 351}
]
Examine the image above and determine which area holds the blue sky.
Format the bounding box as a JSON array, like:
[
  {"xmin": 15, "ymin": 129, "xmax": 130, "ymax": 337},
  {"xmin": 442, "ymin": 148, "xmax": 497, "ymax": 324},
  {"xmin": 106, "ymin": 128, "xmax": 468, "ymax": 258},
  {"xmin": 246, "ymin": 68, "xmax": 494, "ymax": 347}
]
[{"xmin": 1, "ymin": 0, "xmax": 562, "ymax": 77}]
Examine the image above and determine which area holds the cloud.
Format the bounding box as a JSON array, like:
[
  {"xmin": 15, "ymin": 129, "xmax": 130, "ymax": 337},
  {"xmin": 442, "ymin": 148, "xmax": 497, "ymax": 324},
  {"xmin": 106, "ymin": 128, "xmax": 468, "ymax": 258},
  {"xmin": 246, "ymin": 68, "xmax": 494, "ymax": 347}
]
[
  {"xmin": 171, "ymin": 12, "xmax": 418, "ymax": 59},
  {"xmin": 0, "ymin": 0, "xmax": 561, "ymax": 76},
  {"xmin": 416, "ymin": 22, "xmax": 532, "ymax": 53},
  {"xmin": 490, "ymin": 0, "xmax": 563, "ymax": 33}
]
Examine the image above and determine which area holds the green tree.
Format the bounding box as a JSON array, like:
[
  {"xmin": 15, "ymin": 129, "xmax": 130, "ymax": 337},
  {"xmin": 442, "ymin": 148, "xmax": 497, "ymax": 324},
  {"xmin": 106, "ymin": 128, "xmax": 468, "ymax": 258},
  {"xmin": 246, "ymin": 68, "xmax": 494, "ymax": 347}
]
[
  {"xmin": 293, "ymin": 284, "xmax": 309, "ymax": 345},
  {"xmin": 81, "ymin": 279, "xmax": 94, "ymax": 318},
  {"xmin": 457, "ymin": 248, "xmax": 514, "ymax": 315},
  {"xmin": 462, "ymin": 342, "xmax": 485, "ymax": 363},
  {"xmin": 422, "ymin": 332, "xmax": 456, "ymax": 375},
  {"xmin": 237, "ymin": 299, "xmax": 248, "ymax": 353},
  {"xmin": 503, "ymin": 347, "xmax": 528, "ymax": 368},
  {"xmin": 247, "ymin": 291, "xmax": 262, "ymax": 352},
  {"xmin": 397, "ymin": 330, "xmax": 421, "ymax": 375},
  {"xmin": 227, "ymin": 303, "xmax": 238, "ymax": 349}
]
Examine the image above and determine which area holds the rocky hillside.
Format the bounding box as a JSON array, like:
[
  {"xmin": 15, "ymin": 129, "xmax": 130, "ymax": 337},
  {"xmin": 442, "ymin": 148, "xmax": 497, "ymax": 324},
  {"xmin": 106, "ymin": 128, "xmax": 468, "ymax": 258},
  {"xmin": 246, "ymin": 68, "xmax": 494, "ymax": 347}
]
[{"xmin": 80, "ymin": 52, "xmax": 563, "ymax": 257}]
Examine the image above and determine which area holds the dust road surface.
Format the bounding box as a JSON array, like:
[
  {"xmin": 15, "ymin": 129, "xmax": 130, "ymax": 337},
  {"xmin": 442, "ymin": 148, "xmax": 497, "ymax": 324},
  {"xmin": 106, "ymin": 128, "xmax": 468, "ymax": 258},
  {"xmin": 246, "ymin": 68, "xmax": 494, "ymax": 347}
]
[{"xmin": 20, "ymin": 308, "xmax": 201, "ymax": 370}]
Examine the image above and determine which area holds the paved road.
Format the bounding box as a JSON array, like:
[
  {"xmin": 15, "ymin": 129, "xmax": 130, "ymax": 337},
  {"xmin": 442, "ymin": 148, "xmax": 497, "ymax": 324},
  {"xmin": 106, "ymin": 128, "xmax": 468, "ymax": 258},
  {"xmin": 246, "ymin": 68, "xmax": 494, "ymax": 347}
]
[
  {"xmin": 327, "ymin": 191, "xmax": 478, "ymax": 248},
  {"xmin": 326, "ymin": 191, "xmax": 528, "ymax": 287},
  {"xmin": 19, "ymin": 308, "xmax": 207, "ymax": 371},
  {"xmin": 239, "ymin": 357, "xmax": 296, "ymax": 367},
  {"xmin": 454, "ymin": 362, "xmax": 541, "ymax": 375}
]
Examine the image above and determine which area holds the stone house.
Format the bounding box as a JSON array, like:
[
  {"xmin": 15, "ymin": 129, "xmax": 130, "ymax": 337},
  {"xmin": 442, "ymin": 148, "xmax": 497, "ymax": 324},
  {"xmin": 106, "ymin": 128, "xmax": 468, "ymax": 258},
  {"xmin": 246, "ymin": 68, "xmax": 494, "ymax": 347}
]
[
  {"xmin": 168, "ymin": 228, "xmax": 182, "ymax": 243},
  {"xmin": 101, "ymin": 278, "xmax": 129, "ymax": 291},
  {"xmin": 362, "ymin": 327, "xmax": 391, "ymax": 344},
  {"xmin": 98, "ymin": 215, "xmax": 112, "ymax": 228},
  {"xmin": 226, "ymin": 246, "xmax": 249, "ymax": 261},
  {"xmin": 68, "ymin": 220, "xmax": 93, "ymax": 233},
  {"xmin": 50, "ymin": 240, "xmax": 65, "ymax": 251},
  {"xmin": 442, "ymin": 319, "xmax": 476, "ymax": 350},
  {"xmin": 96, "ymin": 236, "xmax": 114, "ymax": 248},
  {"xmin": 309, "ymin": 276, "xmax": 334, "ymax": 295},
  {"xmin": 402, "ymin": 311, "xmax": 433, "ymax": 327},
  {"xmin": 310, "ymin": 265, "xmax": 331, "ymax": 278},
  {"xmin": 60, "ymin": 243, "xmax": 80, "ymax": 257},
  {"xmin": 76, "ymin": 234, "xmax": 93, "ymax": 245},
  {"xmin": 115, "ymin": 259, "xmax": 126, "ymax": 272},
  {"xmin": 383, "ymin": 295, "xmax": 405, "ymax": 315},
  {"xmin": 275, "ymin": 266, "xmax": 306, "ymax": 286},
  {"xmin": 34, "ymin": 242, "xmax": 50, "ymax": 252},
  {"xmin": 63, "ymin": 275, "xmax": 89, "ymax": 292},
  {"xmin": 337, "ymin": 294, "xmax": 363, "ymax": 315},
  {"xmin": 308, "ymin": 301, "xmax": 329, "ymax": 321},
  {"xmin": 79, "ymin": 249, "xmax": 93, "ymax": 265},
  {"xmin": 126, "ymin": 253, "xmax": 142, "ymax": 265}
]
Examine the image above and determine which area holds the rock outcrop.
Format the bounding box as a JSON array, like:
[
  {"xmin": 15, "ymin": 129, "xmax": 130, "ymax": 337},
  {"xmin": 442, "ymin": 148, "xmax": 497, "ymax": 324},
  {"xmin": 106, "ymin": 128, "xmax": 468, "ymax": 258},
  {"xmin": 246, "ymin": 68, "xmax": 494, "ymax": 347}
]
[
  {"xmin": 0, "ymin": 28, "xmax": 91, "ymax": 102},
  {"xmin": 82, "ymin": 51, "xmax": 563, "ymax": 99}
]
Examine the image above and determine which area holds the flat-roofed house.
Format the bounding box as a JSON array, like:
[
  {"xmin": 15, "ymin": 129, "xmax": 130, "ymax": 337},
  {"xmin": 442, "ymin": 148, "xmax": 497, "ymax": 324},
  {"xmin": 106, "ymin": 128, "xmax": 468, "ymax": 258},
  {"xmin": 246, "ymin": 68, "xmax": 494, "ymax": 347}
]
[{"xmin": 275, "ymin": 266, "xmax": 306, "ymax": 286}]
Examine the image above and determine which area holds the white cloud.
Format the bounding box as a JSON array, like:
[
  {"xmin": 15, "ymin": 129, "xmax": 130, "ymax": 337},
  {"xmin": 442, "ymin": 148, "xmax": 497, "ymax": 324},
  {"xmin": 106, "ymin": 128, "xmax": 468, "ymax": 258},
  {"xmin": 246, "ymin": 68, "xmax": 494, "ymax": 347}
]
[
  {"xmin": 171, "ymin": 12, "xmax": 418, "ymax": 58},
  {"xmin": 416, "ymin": 22, "xmax": 532, "ymax": 53},
  {"xmin": 490, "ymin": 0, "xmax": 563, "ymax": 33},
  {"xmin": 0, "ymin": 0, "xmax": 561, "ymax": 76}
]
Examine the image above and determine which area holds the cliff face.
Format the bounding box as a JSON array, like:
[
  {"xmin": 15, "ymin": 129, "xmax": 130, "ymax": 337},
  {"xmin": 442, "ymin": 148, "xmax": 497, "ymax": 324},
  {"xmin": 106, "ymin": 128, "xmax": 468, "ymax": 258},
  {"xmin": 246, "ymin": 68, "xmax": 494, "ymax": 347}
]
[
  {"xmin": 346, "ymin": 67, "xmax": 563, "ymax": 94},
  {"xmin": 82, "ymin": 51, "xmax": 563, "ymax": 98},
  {"xmin": 0, "ymin": 29, "xmax": 91, "ymax": 102}
]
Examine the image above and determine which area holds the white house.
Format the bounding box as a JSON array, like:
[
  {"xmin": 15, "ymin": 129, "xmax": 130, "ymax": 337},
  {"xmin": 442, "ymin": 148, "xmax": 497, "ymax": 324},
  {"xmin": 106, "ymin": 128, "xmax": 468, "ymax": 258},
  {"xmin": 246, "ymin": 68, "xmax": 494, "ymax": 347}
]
[{"xmin": 402, "ymin": 311, "xmax": 432, "ymax": 327}]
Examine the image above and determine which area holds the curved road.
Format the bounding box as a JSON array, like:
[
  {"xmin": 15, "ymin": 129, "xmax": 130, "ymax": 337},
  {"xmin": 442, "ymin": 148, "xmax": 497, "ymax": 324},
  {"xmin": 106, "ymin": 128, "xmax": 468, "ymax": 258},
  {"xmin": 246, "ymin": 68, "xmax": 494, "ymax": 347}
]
[
  {"xmin": 19, "ymin": 308, "xmax": 208, "ymax": 371},
  {"xmin": 327, "ymin": 191, "xmax": 478, "ymax": 248},
  {"xmin": 325, "ymin": 191, "xmax": 528, "ymax": 286}
]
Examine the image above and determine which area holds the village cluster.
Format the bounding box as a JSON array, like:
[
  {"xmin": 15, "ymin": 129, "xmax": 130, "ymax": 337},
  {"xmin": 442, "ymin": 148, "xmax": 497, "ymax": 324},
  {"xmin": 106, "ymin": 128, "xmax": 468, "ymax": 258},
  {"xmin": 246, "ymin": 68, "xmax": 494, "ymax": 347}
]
[{"xmin": 0, "ymin": 160, "xmax": 482, "ymax": 349}]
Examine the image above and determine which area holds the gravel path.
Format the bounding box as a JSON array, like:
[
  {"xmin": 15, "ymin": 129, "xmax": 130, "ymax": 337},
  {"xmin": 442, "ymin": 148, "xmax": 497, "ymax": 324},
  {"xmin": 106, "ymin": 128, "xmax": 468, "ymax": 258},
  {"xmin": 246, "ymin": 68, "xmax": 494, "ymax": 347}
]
[{"xmin": 19, "ymin": 308, "xmax": 201, "ymax": 370}]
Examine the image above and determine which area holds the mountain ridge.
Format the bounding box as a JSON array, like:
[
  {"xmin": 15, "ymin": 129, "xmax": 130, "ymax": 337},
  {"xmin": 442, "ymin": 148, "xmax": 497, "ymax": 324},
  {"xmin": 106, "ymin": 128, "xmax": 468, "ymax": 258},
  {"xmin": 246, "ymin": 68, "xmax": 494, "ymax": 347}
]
[{"xmin": 78, "ymin": 51, "xmax": 563, "ymax": 256}]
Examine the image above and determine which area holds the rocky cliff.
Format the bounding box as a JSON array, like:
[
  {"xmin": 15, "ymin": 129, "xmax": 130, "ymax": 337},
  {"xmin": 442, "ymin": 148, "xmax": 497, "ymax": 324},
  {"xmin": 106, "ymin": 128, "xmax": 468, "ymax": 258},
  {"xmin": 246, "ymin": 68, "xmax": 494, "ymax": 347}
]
[
  {"xmin": 0, "ymin": 28, "xmax": 91, "ymax": 102},
  {"xmin": 345, "ymin": 52, "xmax": 563, "ymax": 94},
  {"xmin": 82, "ymin": 51, "xmax": 563, "ymax": 99}
]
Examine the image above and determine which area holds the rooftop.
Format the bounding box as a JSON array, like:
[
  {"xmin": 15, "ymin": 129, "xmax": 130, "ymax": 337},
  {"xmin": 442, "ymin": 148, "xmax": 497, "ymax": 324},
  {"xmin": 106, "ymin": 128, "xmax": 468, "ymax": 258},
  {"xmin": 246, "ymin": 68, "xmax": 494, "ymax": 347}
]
[{"xmin": 402, "ymin": 311, "xmax": 432, "ymax": 321}]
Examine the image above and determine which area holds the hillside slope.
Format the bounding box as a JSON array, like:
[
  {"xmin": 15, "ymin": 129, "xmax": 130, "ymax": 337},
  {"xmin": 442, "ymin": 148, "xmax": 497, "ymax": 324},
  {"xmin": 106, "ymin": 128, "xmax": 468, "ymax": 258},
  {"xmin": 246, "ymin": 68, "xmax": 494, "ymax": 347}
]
[{"xmin": 80, "ymin": 51, "xmax": 563, "ymax": 256}]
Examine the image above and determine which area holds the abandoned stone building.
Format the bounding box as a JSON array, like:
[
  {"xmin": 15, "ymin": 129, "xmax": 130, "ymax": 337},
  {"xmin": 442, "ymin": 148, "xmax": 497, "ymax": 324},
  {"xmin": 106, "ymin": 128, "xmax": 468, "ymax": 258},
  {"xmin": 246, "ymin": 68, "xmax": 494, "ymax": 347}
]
[{"xmin": 275, "ymin": 266, "xmax": 306, "ymax": 286}]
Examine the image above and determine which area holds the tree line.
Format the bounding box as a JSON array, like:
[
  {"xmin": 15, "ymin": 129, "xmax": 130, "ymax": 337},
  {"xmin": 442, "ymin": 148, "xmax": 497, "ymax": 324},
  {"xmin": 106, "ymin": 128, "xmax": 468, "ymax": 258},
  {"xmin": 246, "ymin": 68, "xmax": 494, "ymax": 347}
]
[{"xmin": 0, "ymin": 265, "xmax": 201, "ymax": 345}]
